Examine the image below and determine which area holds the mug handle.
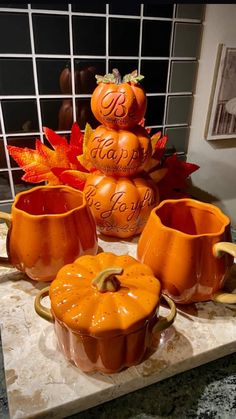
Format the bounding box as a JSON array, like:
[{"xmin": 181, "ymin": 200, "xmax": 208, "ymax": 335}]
[
  {"xmin": 152, "ymin": 294, "xmax": 176, "ymax": 334},
  {"xmin": 34, "ymin": 286, "xmax": 54, "ymax": 323},
  {"xmin": 0, "ymin": 211, "xmax": 12, "ymax": 268},
  {"xmin": 212, "ymin": 241, "xmax": 236, "ymax": 304}
]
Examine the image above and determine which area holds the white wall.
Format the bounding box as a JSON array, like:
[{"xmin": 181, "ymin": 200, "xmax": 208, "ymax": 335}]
[{"xmin": 188, "ymin": 4, "xmax": 236, "ymax": 228}]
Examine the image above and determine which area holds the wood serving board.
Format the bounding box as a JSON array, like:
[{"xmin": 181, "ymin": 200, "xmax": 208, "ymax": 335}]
[{"xmin": 0, "ymin": 225, "xmax": 236, "ymax": 419}]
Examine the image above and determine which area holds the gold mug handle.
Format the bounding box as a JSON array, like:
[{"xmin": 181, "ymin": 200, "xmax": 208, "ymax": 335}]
[
  {"xmin": 212, "ymin": 242, "xmax": 236, "ymax": 304},
  {"xmin": 34, "ymin": 286, "xmax": 54, "ymax": 323},
  {"xmin": 152, "ymin": 294, "xmax": 177, "ymax": 334},
  {"xmin": 0, "ymin": 211, "xmax": 12, "ymax": 268}
]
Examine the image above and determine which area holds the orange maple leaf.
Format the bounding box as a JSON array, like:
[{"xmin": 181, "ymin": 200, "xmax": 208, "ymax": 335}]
[{"xmin": 7, "ymin": 122, "xmax": 91, "ymax": 185}]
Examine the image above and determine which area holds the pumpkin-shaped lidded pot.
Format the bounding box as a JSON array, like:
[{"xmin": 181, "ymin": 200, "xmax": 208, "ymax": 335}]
[
  {"xmin": 91, "ymin": 69, "xmax": 147, "ymax": 130},
  {"xmin": 35, "ymin": 253, "xmax": 176, "ymax": 374}
]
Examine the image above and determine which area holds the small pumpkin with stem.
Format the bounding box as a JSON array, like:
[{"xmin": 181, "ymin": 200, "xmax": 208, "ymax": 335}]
[
  {"xmin": 34, "ymin": 252, "xmax": 176, "ymax": 373},
  {"xmin": 91, "ymin": 69, "xmax": 147, "ymax": 129}
]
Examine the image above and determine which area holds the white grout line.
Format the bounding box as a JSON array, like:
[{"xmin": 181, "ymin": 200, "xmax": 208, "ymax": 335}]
[
  {"xmin": 27, "ymin": 4, "xmax": 44, "ymax": 143},
  {"xmin": 0, "ymin": 199, "xmax": 15, "ymax": 203},
  {"xmin": 0, "ymin": 6, "xmax": 203, "ymax": 23},
  {"xmin": 0, "ymin": 131, "xmax": 70, "ymax": 138},
  {"xmin": 146, "ymin": 92, "xmax": 192, "ymax": 97},
  {"xmin": 0, "ymin": 53, "xmax": 198, "ymax": 61},
  {"xmin": 137, "ymin": 4, "xmax": 143, "ymax": 75},
  {"xmin": 0, "ymin": 95, "xmax": 72, "ymax": 100},
  {"xmin": 68, "ymin": 4, "xmax": 76, "ymax": 123},
  {"xmin": 105, "ymin": 4, "xmax": 109, "ymax": 73},
  {"xmin": 0, "ymin": 123, "xmax": 189, "ymax": 139},
  {"xmin": 162, "ymin": 4, "xmax": 177, "ymax": 132},
  {"xmin": 0, "ymin": 92, "xmax": 193, "ymax": 100}
]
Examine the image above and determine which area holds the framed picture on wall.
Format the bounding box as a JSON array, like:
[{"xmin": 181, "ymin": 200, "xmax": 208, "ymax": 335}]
[{"xmin": 205, "ymin": 44, "xmax": 236, "ymax": 140}]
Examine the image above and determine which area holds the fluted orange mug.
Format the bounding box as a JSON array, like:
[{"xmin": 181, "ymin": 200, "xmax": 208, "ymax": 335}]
[
  {"xmin": 137, "ymin": 198, "xmax": 236, "ymax": 304},
  {"xmin": 0, "ymin": 185, "xmax": 98, "ymax": 281}
]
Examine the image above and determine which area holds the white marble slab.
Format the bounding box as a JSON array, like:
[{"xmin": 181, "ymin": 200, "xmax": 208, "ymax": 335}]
[{"xmin": 0, "ymin": 224, "xmax": 236, "ymax": 419}]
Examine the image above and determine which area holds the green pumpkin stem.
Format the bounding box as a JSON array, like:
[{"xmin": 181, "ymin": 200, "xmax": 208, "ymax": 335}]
[
  {"xmin": 92, "ymin": 267, "xmax": 123, "ymax": 293},
  {"xmin": 95, "ymin": 69, "xmax": 144, "ymax": 85}
]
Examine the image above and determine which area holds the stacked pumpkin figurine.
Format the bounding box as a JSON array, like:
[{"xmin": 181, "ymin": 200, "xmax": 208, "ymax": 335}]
[
  {"xmin": 83, "ymin": 69, "xmax": 159, "ymax": 238},
  {"xmin": 34, "ymin": 69, "xmax": 176, "ymax": 375}
]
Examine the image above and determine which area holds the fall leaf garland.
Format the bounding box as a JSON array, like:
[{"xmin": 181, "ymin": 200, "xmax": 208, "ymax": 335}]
[{"xmin": 7, "ymin": 121, "xmax": 199, "ymax": 199}]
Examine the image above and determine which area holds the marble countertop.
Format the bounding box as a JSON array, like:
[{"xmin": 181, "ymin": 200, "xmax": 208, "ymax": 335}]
[
  {"xmin": 1, "ymin": 227, "xmax": 236, "ymax": 419},
  {"xmin": 1, "ymin": 337, "xmax": 236, "ymax": 419}
]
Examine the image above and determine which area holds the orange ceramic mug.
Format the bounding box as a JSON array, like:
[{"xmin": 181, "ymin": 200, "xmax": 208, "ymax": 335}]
[
  {"xmin": 137, "ymin": 198, "xmax": 236, "ymax": 304},
  {"xmin": 0, "ymin": 185, "xmax": 98, "ymax": 281}
]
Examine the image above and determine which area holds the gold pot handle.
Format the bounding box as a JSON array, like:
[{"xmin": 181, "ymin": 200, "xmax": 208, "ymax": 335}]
[
  {"xmin": 213, "ymin": 241, "xmax": 236, "ymax": 259},
  {"xmin": 152, "ymin": 294, "xmax": 176, "ymax": 334},
  {"xmin": 34, "ymin": 286, "xmax": 54, "ymax": 323},
  {"xmin": 212, "ymin": 242, "xmax": 236, "ymax": 304},
  {"xmin": 0, "ymin": 211, "xmax": 12, "ymax": 268},
  {"xmin": 212, "ymin": 292, "xmax": 236, "ymax": 304}
]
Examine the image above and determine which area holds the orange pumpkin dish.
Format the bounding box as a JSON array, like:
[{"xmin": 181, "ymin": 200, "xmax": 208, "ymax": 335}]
[{"xmin": 35, "ymin": 253, "xmax": 176, "ymax": 374}]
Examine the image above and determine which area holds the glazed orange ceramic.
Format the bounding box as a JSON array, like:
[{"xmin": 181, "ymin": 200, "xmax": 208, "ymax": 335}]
[
  {"xmin": 90, "ymin": 69, "xmax": 147, "ymax": 130},
  {"xmin": 0, "ymin": 185, "xmax": 98, "ymax": 282},
  {"xmin": 137, "ymin": 198, "xmax": 236, "ymax": 305},
  {"xmin": 84, "ymin": 171, "xmax": 159, "ymax": 239},
  {"xmin": 86, "ymin": 124, "xmax": 152, "ymax": 177},
  {"xmin": 35, "ymin": 252, "xmax": 176, "ymax": 374}
]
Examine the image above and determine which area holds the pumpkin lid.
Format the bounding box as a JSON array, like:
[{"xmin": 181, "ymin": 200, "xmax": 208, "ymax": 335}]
[{"xmin": 49, "ymin": 253, "xmax": 161, "ymax": 338}]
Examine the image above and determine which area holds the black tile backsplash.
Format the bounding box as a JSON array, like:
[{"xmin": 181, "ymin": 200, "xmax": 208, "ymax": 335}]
[
  {"xmin": 31, "ymin": 3, "xmax": 69, "ymax": 11},
  {"xmin": 143, "ymin": 4, "xmax": 173, "ymax": 18},
  {"xmin": 172, "ymin": 23, "xmax": 202, "ymax": 58},
  {"xmin": 0, "ymin": 12, "xmax": 31, "ymax": 53},
  {"xmin": 176, "ymin": 4, "xmax": 205, "ymax": 20},
  {"xmin": 109, "ymin": 4, "xmax": 140, "ymax": 16},
  {"xmin": 0, "ymin": 3, "xmax": 204, "ymax": 205},
  {"xmin": 74, "ymin": 59, "xmax": 106, "ymax": 94},
  {"xmin": 73, "ymin": 16, "xmax": 106, "ymax": 56},
  {"xmin": 0, "ymin": 171, "xmax": 12, "ymax": 199},
  {"xmin": 142, "ymin": 20, "xmax": 172, "ymax": 57},
  {"xmin": 0, "ymin": 58, "xmax": 35, "ymax": 95},
  {"xmin": 33, "ymin": 14, "xmax": 70, "ymax": 55},
  {"xmin": 71, "ymin": 3, "xmax": 106, "ymax": 13},
  {"xmin": 0, "ymin": 139, "xmax": 7, "ymax": 168},
  {"xmin": 0, "ymin": 4, "xmax": 26, "ymax": 8},
  {"xmin": 40, "ymin": 98, "xmax": 66, "ymax": 131},
  {"xmin": 109, "ymin": 18, "xmax": 140, "ymax": 56},
  {"xmin": 37, "ymin": 59, "xmax": 71, "ymax": 94},
  {"xmin": 76, "ymin": 98, "xmax": 99, "ymax": 130},
  {"xmin": 141, "ymin": 60, "xmax": 169, "ymax": 93},
  {"xmin": 108, "ymin": 60, "xmax": 139, "ymax": 80},
  {"xmin": 145, "ymin": 96, "xmax": 165, "ymax": 126},
  {"xmin": 2, "ymin": 99, "xmax": 39, "ymax": 133}
]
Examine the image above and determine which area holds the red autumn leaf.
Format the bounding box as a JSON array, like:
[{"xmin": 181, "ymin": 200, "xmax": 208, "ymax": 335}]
[
  {"xmin": 67, "ymin": 122, "xmax": 84, "ymax": 166},
  {"xmin": 158, "ymin": 154, "xmax": 199, "ymax": 200},
  {"xmin": 7, "ymin": 122, "xmax": 90, "ymax": 185},
  {"xmin": 55, "ymin": 169, "xmax": 89, "ymax": 190},
  {"xmin": 152, "ymin": 134, "xmax": 168, "ymax": 161},
  {"xmin": 139, "ymin": 118, "xmax": 151, "ymax": 134}
]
